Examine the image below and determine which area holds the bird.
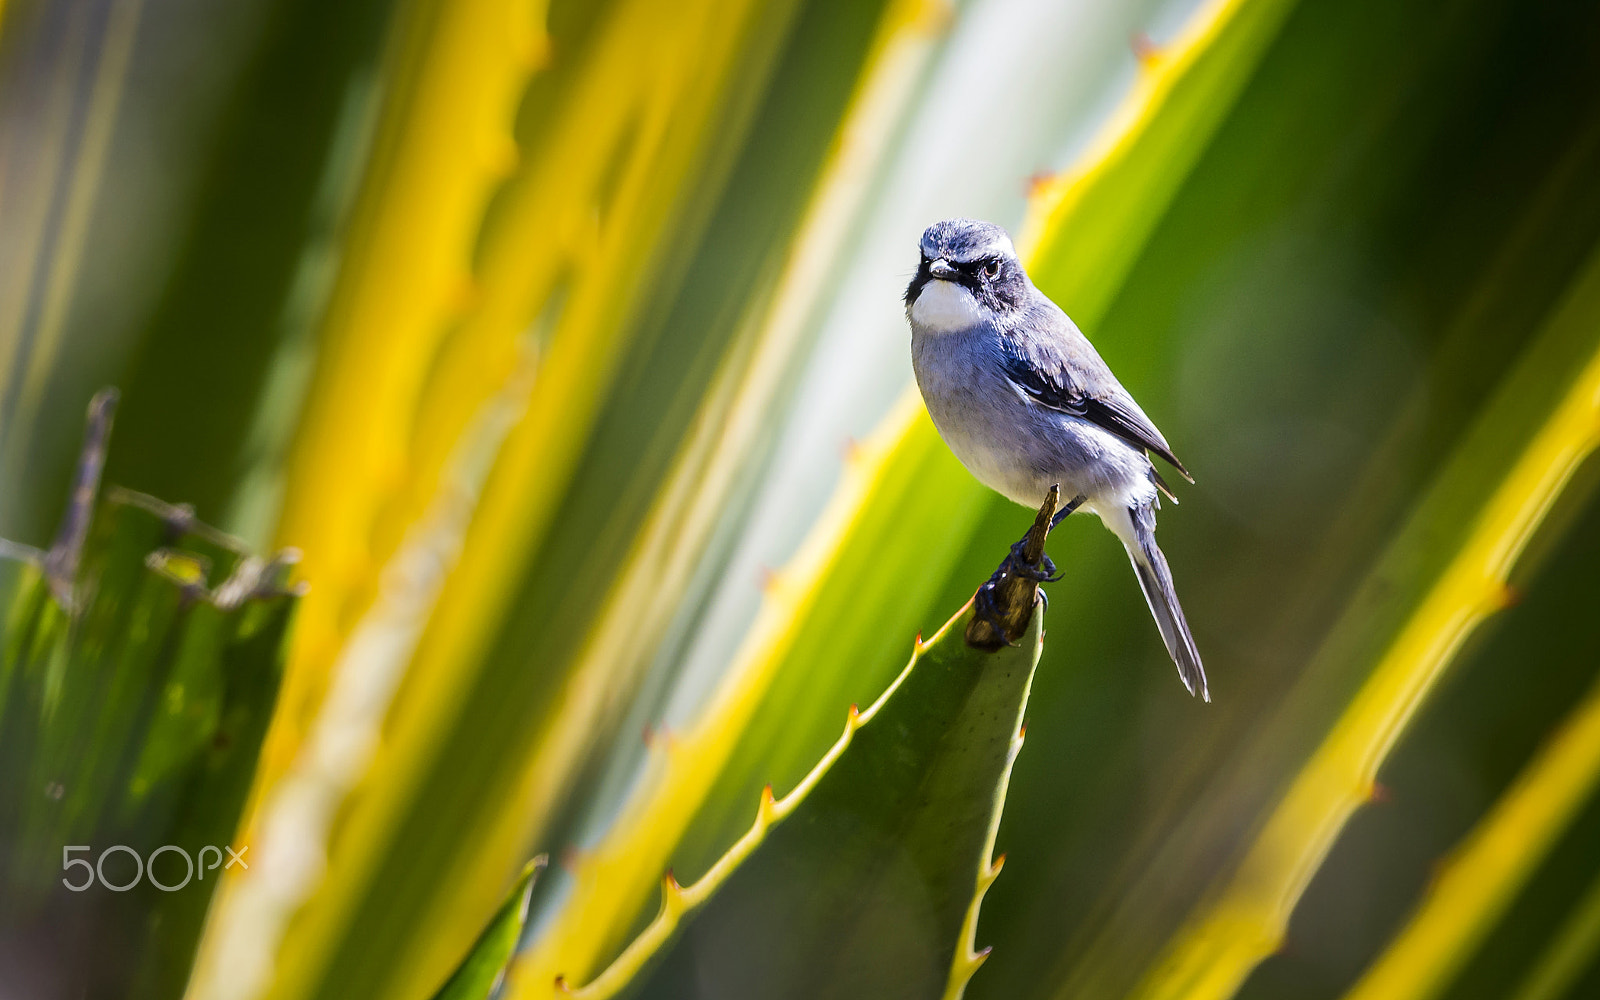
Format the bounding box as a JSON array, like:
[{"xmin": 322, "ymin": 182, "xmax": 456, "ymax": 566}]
[{"xmin": 905, "ymin": 217, "xmax": 1207, "ymax": 700}]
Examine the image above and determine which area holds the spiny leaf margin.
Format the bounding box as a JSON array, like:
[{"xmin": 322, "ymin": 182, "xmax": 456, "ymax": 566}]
[
  {"xmin": 557, "ymin": 598, "xmax": 1039, "ymax": 999},
  {"xmin": 1127, "ymin": 249, "xmax": 1600, "ymax": 1000}
]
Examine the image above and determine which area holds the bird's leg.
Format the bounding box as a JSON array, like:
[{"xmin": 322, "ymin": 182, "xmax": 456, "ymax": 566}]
[{"xmin": 1049, "ymin": 493, "xmax": 1086, "ymax": 530}]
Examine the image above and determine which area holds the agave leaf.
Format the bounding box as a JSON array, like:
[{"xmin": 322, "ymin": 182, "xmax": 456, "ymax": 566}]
[
  {"xmin": 426, "ymin": 858, "xmax": 545, "ymax": 1000},
  {"xmin": 511, "ymin": 395, "xmax": 983, "ymax": 989},
  {"xmin": 1504, "ymin": 861, "xmax": 1600, "ymax": 1000},
  {"xmin": 249, "ymin": 0, "xmax": 550, "ymax": 813},
  {"xmin": 409, "ymin": 0, "xmax": 946, "ymax": 982},
  {"xmin": 1339, "ymin": 671, "xmax": 1600, "ymax": 1000},
  {"xmin": 956, "ymin": 0, "xmax": 1600, "ymax": 993},
  {"xmin": 1119, "ymin": 247, "xmax": 1600, "ymax": 1000},
  {"xmin": 103, "ymin": 0, "xmax": 399, "ymax": 531},
  {"xmin": 0, "ymin": 0, "xmax": 393, "ymax": 546},
  {"xmin": 558, "ymin": 590, "xmax": 1043, "ymax": 1000},
  {"xmin": 215, "ymin": 2, "xmax": 883, "ymax": 998},
  {"xmin": 1019, "ymin": 0, "xmax": 1301, "ymax": 317},
  {"xmin": 0, "ymin": 397, "xmax": 298, "ymax": 999}
]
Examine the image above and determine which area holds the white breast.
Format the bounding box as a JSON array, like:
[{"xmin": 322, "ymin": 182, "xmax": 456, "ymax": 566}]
[{"xmin": 909, "ymin": 280, "xmax": 985, "ymax": 334}]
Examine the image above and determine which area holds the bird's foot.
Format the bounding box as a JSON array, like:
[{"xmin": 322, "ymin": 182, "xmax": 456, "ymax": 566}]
[
  {"xmin": 972, "ymin": 545, "xmax": 1056, "ymax": 626},
  {"xmin": 1008, "ymin": 538, "xmax": 1062, "ymax": 583},
  {"xmin": 967, "ymin": 485, "xmax": 1063, "ymax": 650}
]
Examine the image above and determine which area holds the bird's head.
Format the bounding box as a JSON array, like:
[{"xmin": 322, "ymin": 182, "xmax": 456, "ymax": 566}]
[{"xmin": 905, "ymin": 218, "xmax": 1028, "ymax": 334}]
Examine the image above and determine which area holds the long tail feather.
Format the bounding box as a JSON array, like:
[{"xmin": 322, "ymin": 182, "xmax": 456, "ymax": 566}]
[{"xmin": 1124, "ymin": 503, "xmax": 1208, "ymax": 701}]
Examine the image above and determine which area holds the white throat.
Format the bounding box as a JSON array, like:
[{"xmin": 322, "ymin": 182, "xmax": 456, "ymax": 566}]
[{"xmin": 909, "ymin": 280, "xmax": 984, "ymax": 334}]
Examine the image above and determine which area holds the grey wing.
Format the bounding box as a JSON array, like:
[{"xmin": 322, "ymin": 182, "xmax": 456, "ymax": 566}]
[{"xmin": 997, "ymin": 307, "xmax": 1193, "ymax": 482}]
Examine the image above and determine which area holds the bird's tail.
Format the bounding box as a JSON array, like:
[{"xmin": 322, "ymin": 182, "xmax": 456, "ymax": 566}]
[{"xmin": 1122, "ymin": 502, "xmax": 1208, "ymax": 701}]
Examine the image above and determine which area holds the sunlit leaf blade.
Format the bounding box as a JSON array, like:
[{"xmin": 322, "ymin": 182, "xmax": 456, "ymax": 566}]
[
  {"xmin": 426, "ymin": 858, "xmax": 545, "ymax": 1000},
  {"xmin": 558, "ymin": 598, "xmax": 1041, "ymax": 1000},
  {"xmin": 420, "ymin": 0, "xmax": 946, "ymax": 975},
  {"xmin": 1124, "ymin": 248, "xmax": 1600, "ymax": 1000},
  {"xmin": 250, "ymin": 0, "xmax": 549, "ymax": 812},
  {"xmin": 208, "ymin": 2, "xmax": 886, "ymax": 999},
  {"xmin": 1019, "ymin": 0, "xmax": 1300, "ymax": 319},
  {"xmin": 1338, "ymin": 671, "xmax": 1600, "ymax": 1000},
  {"xmin": 510, "ymin": 396, "xmax": 984, "ymax": 990}
]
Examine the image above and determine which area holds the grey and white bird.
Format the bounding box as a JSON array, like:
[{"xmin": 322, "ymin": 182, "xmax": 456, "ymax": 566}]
[{"xmin": 906, "ymin": 217, "xmax": 1207, "ymax": 700}]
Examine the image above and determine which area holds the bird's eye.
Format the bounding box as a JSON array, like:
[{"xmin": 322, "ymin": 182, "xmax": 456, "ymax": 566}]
[{"xmin": 981, "ymin": 259, "xmax": 1000, "ymax": 279}]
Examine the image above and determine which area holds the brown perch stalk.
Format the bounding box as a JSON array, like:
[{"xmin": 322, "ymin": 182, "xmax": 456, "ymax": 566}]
[{"xmin": 966, "ymin": 484, "xmax": 1059, "ymax": 651}]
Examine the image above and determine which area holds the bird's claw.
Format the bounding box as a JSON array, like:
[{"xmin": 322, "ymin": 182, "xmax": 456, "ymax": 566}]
[{"xmin": 1008, "ymin": 539, "xmax": 1061, "ymax": 583}]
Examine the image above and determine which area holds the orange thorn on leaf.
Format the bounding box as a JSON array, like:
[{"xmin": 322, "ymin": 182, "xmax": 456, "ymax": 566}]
[{"xmin": 1132, "ymin": 31, "xmax": 1161, "ymax": 66}]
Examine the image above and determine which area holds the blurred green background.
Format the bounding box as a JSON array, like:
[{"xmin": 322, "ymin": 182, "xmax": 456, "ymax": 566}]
[{"xmin": 2, "ymin": 0, "xmax": 1599, "ymax": 998}]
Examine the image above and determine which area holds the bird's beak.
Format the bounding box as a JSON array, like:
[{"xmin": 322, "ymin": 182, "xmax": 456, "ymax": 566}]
[{"xmin": 929, "ymin": 258, "xmax": 958, "ymax": 281}]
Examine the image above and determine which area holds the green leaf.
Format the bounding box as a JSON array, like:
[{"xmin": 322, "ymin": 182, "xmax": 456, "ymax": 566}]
[
  {"xmin": 517, "ymin": 0, "xmax": 1302, "ymax": 986},
  {"xmin": 1341, "ymin": 669, "xmax": 1600, "ymax": 1000},
  {"xmin": 1504, "ymin": 860, "xmax": 1600, "ymax": 1000},
  {"xmin": 428, "ymin": 858, "xmax": 545, "ymax": 1000},
  {"xmin": 0, "ymin": 397, "xmax": 299, "ymax": 999},
  {"xmin": 558, "ymin": 594, "xmax": 1044, "ymax": 1000},
  {"xmin": 1021, "ymin": 0, "xmax": 1302, "ymax": 321},
  {"xmin": 1121, "ymin": 248, "xmax": 1600, "ymax": 1000},
  {"xmin": 959, "ymin": 1, "xmax": 1600, "ymax": 996},
  {"xmin": 233, "ymin": 4, "xmax": 932, "ymax": 999}
]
